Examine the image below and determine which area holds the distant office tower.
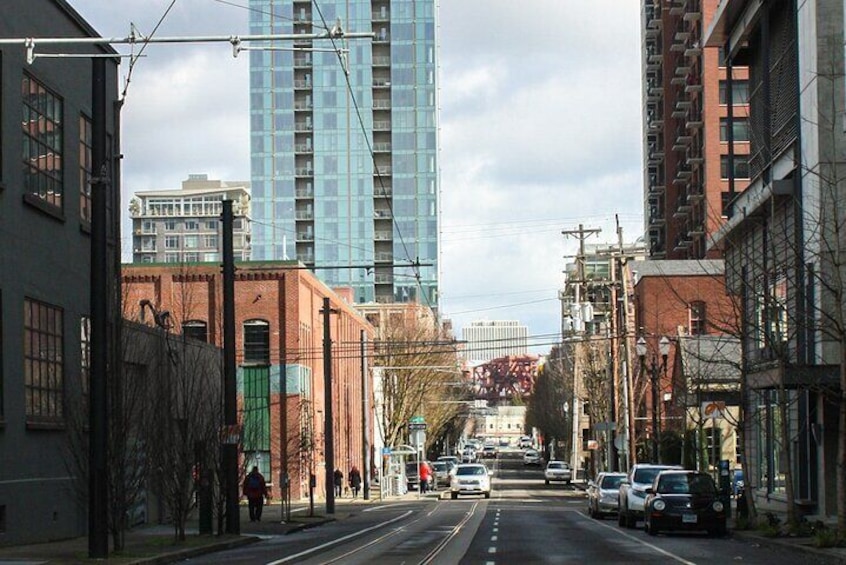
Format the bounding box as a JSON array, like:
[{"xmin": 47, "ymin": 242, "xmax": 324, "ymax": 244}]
[
  {"xmin": 129, "ymin": 174, "xmax": 251, "ymax": 264},
  {"xmin": 462, "ymin": 321, "xmax": 529, "ymax": 362},
  {"xmin": 248, "ymin": 0, "xmax": 440, "ymax": 307}
]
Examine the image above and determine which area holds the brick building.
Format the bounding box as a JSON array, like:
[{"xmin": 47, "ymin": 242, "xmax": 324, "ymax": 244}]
[
  {"xmin": 122, "ymin": 261, "xmax": 375, "ymax": 500},
  {"xmin": 632, "ymin": 260, "xmax": 738, "ymax": 461}
]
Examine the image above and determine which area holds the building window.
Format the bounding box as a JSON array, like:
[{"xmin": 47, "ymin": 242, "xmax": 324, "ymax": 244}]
[
  {"xmin": 80, "ymin": 316, "xmax": 90, "ymax": 399},
  {"xmin": 243, "ymin": 366, "xmax": 271, "ymax": 465},
  {"xmin": 164, "ymin": 236, "xmax": 179, "ymax": 249},
  {"xmin": 203, "ymin": 235, "xmax": 218, "ymax": 248},
  {"xmin": 22, "ymin": 73, "xmax": 64, "ymax": 209},
  {"xmin": 719, "ymin": 117, "xmax": 750, "ymax": 142},
  {"xmin": 720, "ymin": 155, "xmax": 750, "ymax": 179},
  {"xmin": 718, "ymin": 79, "xmax": 749, "ymax": 105},
  {"xmin": 183, "ymin": 235, "xmax": 199, "ymax": 249},
  {"xmin": 183, "ymin": 252, "xmax": 199, "ymax": 263},
  {"xmin": 24, "ymin": 298, "xmax": 64, "ymax": 422},
  {"xmin": 165, "ymin": 219, "xmax": 176, "ymax": 231},
  {"xmin": 165, "ymin": 253, "xmax": 180, "ymax": 263},
  {"xmin": 243, "ymin": 319, "xmax": 270, "ymax": 364},
  {"xmin": 182, "ymin": 320, "xmax": 208, "ymax": 342},
  {"xmin": 185, "ymin": 219, "xmax": 198, "ymax": 231},
  {"xmin": 79, "ymin": 115, "xmax": 92, "ymax": 223},
  {"xmin": 705, "ymin": 426, "xmax": 721, "ymax": 469},
  {"xmin": 205, "ymin": 220, "xmax": 217, "ymax": 230},
  {"xmin": 142, "ymin": 220, "xmax": 155, "ymax": 233},
  {"xmin": 689, "ymin": 301, "xmax": 706, "ymax": 335}
]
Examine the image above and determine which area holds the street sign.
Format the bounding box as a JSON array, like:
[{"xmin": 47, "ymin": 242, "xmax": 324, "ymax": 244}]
[
  {"xmin": 594, "ymin": 422, "xmax": 616, "ymax": 432},
  {"xmin": 410, "ymin": 415, "xmax": 425, "ymax": 424},
  {"xmin": 408, "ymin": 423, "xmax": 427, "ymax": 431},
  {"xmin": 381, "ymin": 447, "xmax": 392, "ymax": 456}
]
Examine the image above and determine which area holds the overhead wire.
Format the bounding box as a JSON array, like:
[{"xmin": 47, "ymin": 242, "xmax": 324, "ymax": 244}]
[{"xmin": 120, "ymin": 0, "xmax": 178, "ymax": 101}]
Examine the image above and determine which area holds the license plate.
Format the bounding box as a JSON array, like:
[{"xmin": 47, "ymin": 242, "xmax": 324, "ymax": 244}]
[{"xmin": 682, "ymin": 514, "xmax": 698, "ymax": 524}]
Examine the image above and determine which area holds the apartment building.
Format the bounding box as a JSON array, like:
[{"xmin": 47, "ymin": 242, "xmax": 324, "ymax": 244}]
[
  {"xmin": 247, "ymin": 0, "xmax": 439, "ymax": 307},
  {"xmin": 129, "ymin": 174, "xmax": 251, "ymax": 264},
  {"xmin": 642, "ymin": 0, "xmax": 750, "ymax": 258},
  {"xmin": 462, "ymin": 321, "xmax": 529, "ymax": 363},
  {"xmin": 706, "ymin": 0, "xmax": 844, "ymax": 519}
]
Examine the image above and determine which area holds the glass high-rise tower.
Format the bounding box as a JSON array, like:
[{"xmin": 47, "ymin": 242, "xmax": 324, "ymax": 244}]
[{"xmin": 248, "ymin": 0, "xmax": 439, "ymax": 307}]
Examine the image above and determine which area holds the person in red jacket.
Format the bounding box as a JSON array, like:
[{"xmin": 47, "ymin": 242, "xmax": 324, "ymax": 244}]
[
  {"xmin": 419, "ymin": 461, "xmax": 431, "ymax": 493},
  {"xmin": 243, "ymin": 466, "xmax": 268, "ymax": 522}
]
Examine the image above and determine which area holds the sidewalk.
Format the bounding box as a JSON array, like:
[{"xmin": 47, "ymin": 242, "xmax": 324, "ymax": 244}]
[{"xmin": 0, "ymin": 491, "xmax": 432, "ymax": 565}]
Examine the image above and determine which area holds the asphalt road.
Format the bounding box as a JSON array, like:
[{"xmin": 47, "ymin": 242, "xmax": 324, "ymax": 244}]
[{"xmin": 189, "ymin": 450, "xmax": 840, "ymax": 564}]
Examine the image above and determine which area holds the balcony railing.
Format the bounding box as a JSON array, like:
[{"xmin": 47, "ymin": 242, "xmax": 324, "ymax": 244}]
[{"xmin": 295, "ymin": 210, "xmax": 314, "ymax": 220}]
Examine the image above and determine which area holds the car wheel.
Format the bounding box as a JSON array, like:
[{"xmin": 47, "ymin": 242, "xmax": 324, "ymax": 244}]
[
  {"xmin": 617, "ymin": 507, "xmax": 625, "ymax": 527},
  {"xmin": 484, "ymin": 492, "xmax": 490, "ymax": 499},
  {"xmin": 625, "ymin": 510, "xmax": 636, "ymax": 529},
  {"xmin": 645, "ymin": 517, "xmax": 657, "ymax": 536},
  {"xmin": 545, "ymin": 480, "xmax": 549, "ymax": 485},
  {"xmin": 451, "ymin": 493, "xmax": 458, "ymax": 500}
]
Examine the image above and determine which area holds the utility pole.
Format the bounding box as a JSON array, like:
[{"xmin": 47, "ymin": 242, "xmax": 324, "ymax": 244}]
[
  {"xmin": 616, "ymin": 219, "xmax": 637, "ymax": 470},
  {"xmin": 562, "ymin": 224, "xmax": 601, "ymax": 478},
  {"xmin": 88, "ymin": 57, "xmax": 109, "ymax": 559},
  {"xmin": 322, "ymin": 298, "xmax": 339, "ymax": 514},
  {"xmin": 222, "ymin": 201, "xmax": 240, "ymax": 535},
  {"xmin": 361, "ymin": 330, "xmax": 371, "ymax": 500}
]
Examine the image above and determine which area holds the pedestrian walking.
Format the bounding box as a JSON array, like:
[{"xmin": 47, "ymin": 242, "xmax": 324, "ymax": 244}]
[
  {"xmin": 333, "ymin": 468, "xmax": 344, "ymax": 498},
  {"xmin": 350, "ymin": 466, "xmax": 362, "ymax": 498},
  {"xmin": 419, "ymin": 461, "xmax": 431, "ymax": 494},
  {"xmin": 243, "ymin": 466, "xmax": 268, "ymax": 522}
]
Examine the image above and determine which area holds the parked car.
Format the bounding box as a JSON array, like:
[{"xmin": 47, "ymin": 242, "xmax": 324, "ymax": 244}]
[
  {"xmin": 519, "ymin": 436, "xmax": 533, "ymax": 449},
  {"xmin": 480, "ymin": 445, "xmax": 497, "ymax": 459},
  {"xmin": 437, "ymin": 456, "xmax": 460, "ymax": 474},
  {"xmin": 461, "ymin": 447, "xmax": 477, "ymax": 463},
  {"xmin": 523, "ymin": 449, "xmax": 542, "ymax": 466},
  {"xmin": 431, "ymin": 461, "xmax": 451, "ymax": 488},
  {"xmin": 450, "ymin": 463, "xmax": 492, "ymax": 499},
  {"xmin": 587, "ymin": 472, "xmax": 626, "ymax": 518},
  {"xmin": 544, "ymin": 461, "xmax": 572, "ymax": 485},
  {"xmin": 618, "ymin": 463, "xmax": 681, "ymax": 528},
  {"xmin": 643, "ymin": 470, "xmax": 727, "ymax": 536}
]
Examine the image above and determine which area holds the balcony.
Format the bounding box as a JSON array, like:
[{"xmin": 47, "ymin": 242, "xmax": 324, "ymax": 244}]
[
  {"xmin": 293, "ymin": 56, "xmax": 312, "ymax": 68},
  {"xmin": 294, "ymin": 79, "xmax": 311, "ymax": 89},
  {"xmin": 294, "ymin": 144, "xmax": 313, "ymax": 154},
  {"xmin": 374, "ymin": 251, "xmax": 393, "ymax": 263},
  {"xmin": 295, "ymin": 210, "xmax": 314, "ymax": 220},
  {"xmin": 374, "ymin": 33, "xmax": 390, "ymax": 44},
  {"xmin": 373, "ymin": 142, "xmax": 392, "ymax": 153},
  {"xmin": 297, "ymin": 253, "xmax": 315, "ymax": 264},
  {"xmin": 373, "ymin": 185, "xmax": 393, "ymax": 197},
  {"xmin": 294, "ymin": 101, "xmax": 313, "ymax": 111},
  {"xmin": 669, "ymin": 0, "xmax": 686, "ymax": 16},
  {"xmin": 296, "ymin": 232, "xmax": 314, "ymax": 242},
  {"xmin": 373, "ymin": 78, "xmax": 391, "ymax": 88},
  {"xmin": 374, "ymin": 273, "xmax": 394, "ymax": 284},
  {"xmin": 294, "ymin": 167, "xmax": 313, "ymax": 177},
  {"xmin": 372, "ymin": 56, "xmax": 391, "ymax": 67},
  {"xmin": 374, "ymin": 208, "xmax": 392, "ymax": 219},
  {"xmin": 373, "ymin": 99, "xmax": 392, "ymax": 110},
  {"xmin": 373, "ymin": 120, "xmax": 391, "ymax": 131},
  {"xmin": 372, "ymin": 9, "xmax": 390, "ymax": 22},
  {"xmin": 374, "ymin": 166, "xmax": 392, "ymax": 176},
  {"xmin": 295, "ymin": 187, "xmax": 313, "ymax": 198},
  {"xmin": 294, "ymin": 122, "xmax": 313, "ymax": 132},
  {"xmin": 374, "ymin": 230, "xmax": 392, "ymax": 241}
]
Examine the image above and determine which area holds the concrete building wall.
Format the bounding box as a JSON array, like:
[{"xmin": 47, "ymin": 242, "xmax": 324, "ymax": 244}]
[{"xmin": 0, "ymin": 0, "xmax": 121, "ymax": 546}]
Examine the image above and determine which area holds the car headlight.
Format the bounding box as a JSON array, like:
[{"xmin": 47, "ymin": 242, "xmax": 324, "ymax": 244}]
[
  {"xmin": 712, "ymin": 501, "xmax": 724, "ymax": 512},
  {"xmin": 652, "ymin": 499, "xmax": 666, "ymax": 511}
]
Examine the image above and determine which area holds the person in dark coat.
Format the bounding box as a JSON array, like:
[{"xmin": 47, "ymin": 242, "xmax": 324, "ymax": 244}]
[
  {"xmin": 349, "ymin": 466, "xmax": 362, "ymax": 498},
  {"xmin": 333, "ymin": 468, "xmax": 344, "ymax": 497},
  {"xmin": 243, "ymin": 466, "xmax": 268, "ymax": 522}
]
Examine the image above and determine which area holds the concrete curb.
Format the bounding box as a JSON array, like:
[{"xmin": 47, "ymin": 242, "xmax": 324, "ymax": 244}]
[
  {"xmin": 731, "ymin": 529, "xmax": 846, "ymax": 564},
  {"xmin": 129, "ymin": 535, "xmax": 262, "ymax": 565},
  {"xmin": 283, "ymin": 517, "xmax": 336, "ymax": 535}
]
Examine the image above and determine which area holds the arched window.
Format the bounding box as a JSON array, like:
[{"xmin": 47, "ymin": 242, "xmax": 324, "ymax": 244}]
[
  {"xmin": 182, "ymin": 320, "xmax": 208, "ymax": 343},
  {"xmin": 243, "ymin": 319, "xmax": 270, "ymax": 364}
]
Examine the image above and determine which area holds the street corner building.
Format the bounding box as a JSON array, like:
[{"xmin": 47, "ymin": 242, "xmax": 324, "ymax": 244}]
[
  {"xmin": 0, "ymin": 0, "xmax": 123, "ymax": 546},
  {"xmin": 122, "ymin": 262, "xmax": 376, "ymax": 502}
]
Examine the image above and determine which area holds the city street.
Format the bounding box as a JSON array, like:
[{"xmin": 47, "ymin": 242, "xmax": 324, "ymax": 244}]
[{"xmin": 186, "ymin": 451, "xmax": 840, "ymax": 564}]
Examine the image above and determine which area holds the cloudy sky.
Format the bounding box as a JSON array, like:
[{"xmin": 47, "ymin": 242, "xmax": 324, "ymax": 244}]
[{"xmin": 68, "ymin": 0, "xmax": 645, "ymax": 352}]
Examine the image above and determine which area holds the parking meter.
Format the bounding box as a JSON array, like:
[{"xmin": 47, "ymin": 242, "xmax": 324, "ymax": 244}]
[{"xmin": 718, "ymin": 460, "xmax": 731, "ymax": 518}]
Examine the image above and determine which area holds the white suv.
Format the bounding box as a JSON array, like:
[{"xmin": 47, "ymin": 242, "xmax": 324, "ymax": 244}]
[
  {"xmin": 618, "ymin": 463, "xmax": 680, "ymax": 528},
  {"xmin": 450, "ymin": 463, "xmax": 492, "ymax": 499}
]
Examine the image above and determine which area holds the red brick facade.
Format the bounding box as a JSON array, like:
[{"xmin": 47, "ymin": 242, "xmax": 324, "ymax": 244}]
[{"xmin": 122, "ymin": 262, "xmax": 375, "ymax": 500}]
